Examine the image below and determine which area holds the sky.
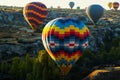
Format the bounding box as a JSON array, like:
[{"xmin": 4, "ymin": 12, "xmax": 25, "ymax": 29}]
[{"xmin": 0, "ymin": 0, "xmax": 120, "ymax": 10}]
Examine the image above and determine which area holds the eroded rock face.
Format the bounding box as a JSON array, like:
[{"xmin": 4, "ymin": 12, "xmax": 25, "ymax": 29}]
[
  {"xmin": 0, "ymin": 11, "xmax": 26, "ymax": 25},
  {"xmin": 0, "ymin": 25, "xmax": 119, "ymax": 59},
  {"xmin": 0, "ymin": 40, "xmax": 43, "ymax": 57},
  {"xmin": 0, "ymin": 6, "xmax": 120, "ymax": 58}
]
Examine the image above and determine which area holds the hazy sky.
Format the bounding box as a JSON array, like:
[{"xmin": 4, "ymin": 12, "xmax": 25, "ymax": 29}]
[{"xmin": 0, "ymin": 0, "xmax": 119, "ymax": 10}]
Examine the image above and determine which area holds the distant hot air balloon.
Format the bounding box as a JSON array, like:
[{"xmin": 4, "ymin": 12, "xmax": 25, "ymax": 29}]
[
  {"xmin": 57, "ymin": 6, "xmax": 61, "ymax": 9},
  {"xmin": 23, "ymin": 2, "xmax": 48, "ymax": 31},
  {"xmin": 86, "ymin": 4, "xmax": 104, "ymax": 25},
  {"xmin": 42, "ymin": 17, "xmax": 90, "ymax": 76},
  {"xmin": 113, "ymin": 2, "xmax": 119, "ymax": 10},
  {"xmin": 77, "ymin": 6, "xmax": 80, "ymax": 10},
  {"xmin": 108, "ymin": 2, "xmax": 113, "ymax": 9},
  {"xmin": 69, "ymin": 1, "xmax": 75, "ymax": 9}
]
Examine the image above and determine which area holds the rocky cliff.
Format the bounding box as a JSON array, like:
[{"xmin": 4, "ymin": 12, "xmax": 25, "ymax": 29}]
[
  {"xmin": 0, "ymin": 6, "xmax": 120, "ymax": 59},
  {"xmin": 82, "ymin": 67, "xmax": 120, "ymax": 80}
]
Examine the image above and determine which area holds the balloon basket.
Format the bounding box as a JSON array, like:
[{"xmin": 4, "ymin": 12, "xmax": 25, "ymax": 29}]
[
  {"xmin": 60, "ymin": 71, "xmax": 68, "ymax": 80},
  {"xmin": 60, "ymin": 72, "xmax": 65, "ymax": 80},
  {"xmin": 60, "ymin": 73, "xmax": 71, "ymax": 80}
]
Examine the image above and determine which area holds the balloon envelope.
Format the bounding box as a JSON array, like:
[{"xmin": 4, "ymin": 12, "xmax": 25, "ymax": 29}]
[
  {"xmin": 23, "ymin": 2, "xmax": 48, "ymax": 31},
  {"xmin": 69, "ymin": 1, "xmax": 75, "ymax": 9},
  {"xmin": 113, "ymin": 2, "xmax": 119, "ymax": 10},
  {"xmin": 77, "ymin": 6, "xmax": 80, "ymax": 10},
  {"xmin": 108, "ymin": 2, "xmax": 113, "ymax": 9},
  {"xmin": 86, "ymin": 4, "xmax": 104, "ymax": 24},
  {"xmin": 42, "ymin": 17, "xmax": 90, "ymax": 75}
]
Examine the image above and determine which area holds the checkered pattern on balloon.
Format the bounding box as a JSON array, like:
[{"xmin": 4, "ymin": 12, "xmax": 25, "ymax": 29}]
[{"xmin": 42, "ymin": 18, "xmax": 90, "ymax": 75}]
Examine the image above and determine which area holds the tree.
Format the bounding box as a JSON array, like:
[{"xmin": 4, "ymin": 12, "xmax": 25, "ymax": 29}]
[
  {"xmin": 25, "ymin": 54, "xmax": 33, "ymax": 73},
  {"xmin": 1, "ymin": 61, "xmax": 8, "ymax": 73},
  {"xmin": 38, "ymin": 50, "xmax": 49, "ymax": 79},
  {"xmin": 32, "ymin": 59, "xmax": 43, "ymax": 80},
  {"xmin": 18, "ymin": 60, "xmax": 27, "ymax": 80},
  {"xmin": 77, "ymin": 6, "xmax": 80, "ymax": 10},
  {"xmin": 37, "ymin": 50, "xmax": 60, "ymax": 80},
  {"xmin": 38, "ymin": 50, "xmax": 48, "ymax": 65},
  {"xmin": 26, "ymin": 73, "xmax": 33, "ymax": 80},
  {"xmin": 42, "ymin": 66, "xmax": 48, "ymax": 80},
  {"xmin": 9, "ymin": 57, "xmax": 20, "ymax": 80}
]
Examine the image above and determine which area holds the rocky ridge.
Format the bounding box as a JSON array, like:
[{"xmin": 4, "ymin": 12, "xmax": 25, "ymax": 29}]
[{"xmin": 0, "ymin": 6, "xmax": 120, "ymax": 58}]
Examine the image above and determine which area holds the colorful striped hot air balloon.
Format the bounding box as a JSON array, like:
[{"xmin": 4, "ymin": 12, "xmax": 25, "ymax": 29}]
[
  {"xmin": 42, "ymin": 17, "xmax": 90, "ymax": 76},
  {"xmin": 113, "ymin": 2, "xmax": 119, "ymax": 10},
  {"xmin": 23, "ymin": 2, "xmax": 48, "ymax": 31}
]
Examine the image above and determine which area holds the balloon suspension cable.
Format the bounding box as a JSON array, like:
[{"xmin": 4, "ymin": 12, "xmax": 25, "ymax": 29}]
[
  {"xmin": 70, "ymin": 8, "xmax": 73, "ymax": 14},
  {"xmin": 93, "ymin": 23, "xmax": 97, "ymax": 28},
  {"xmin": 60, "ymin": 72, "xmax": 66, "ymax": 80},
  {"xmin": 92, "ymin": 22, "xmax": 94, "ymax": 26}
]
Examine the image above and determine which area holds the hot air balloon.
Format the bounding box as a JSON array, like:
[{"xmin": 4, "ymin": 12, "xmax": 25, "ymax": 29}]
[
  {"xmin": 113, "ymin": 2, "xmax": 119, "ymax": 10},
  {"xmin": 23, "ymin": 2, "xmax": 48, "ymax": 31},
  {"xmin": 69, "ymin": 1, "xmax": 75, "ymax": 9},
  {"xmin": 108, "ymin": 2, "xmax": 113, "ymax": 9},
  {"xmin": 57, "ymin": 6, "xmax": 61, "ymax": 9},
  {"xmin": 42, "ymin": 17, "xmax": 90, "ymax": 76},
  {"xmin": 86, "ymin": 4, "xmax": 104, "ymax": 25},
  {"xmin": 77, "ymin": 6, "xmax": 80, "ymax": 10}
]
